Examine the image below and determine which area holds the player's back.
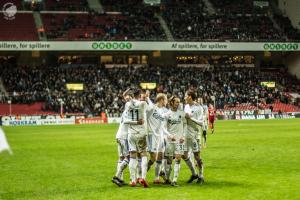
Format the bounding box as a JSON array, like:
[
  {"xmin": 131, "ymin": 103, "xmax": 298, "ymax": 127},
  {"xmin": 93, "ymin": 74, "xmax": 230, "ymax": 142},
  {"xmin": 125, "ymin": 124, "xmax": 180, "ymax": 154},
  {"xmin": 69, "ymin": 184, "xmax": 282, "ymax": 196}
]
[
  {"xmin": 126, "ymin": 99, "xmax": 146, "ymax": 121},
  {"xmin": 125, "ymin": 99, "xmax": 147, "ymax": 135}
]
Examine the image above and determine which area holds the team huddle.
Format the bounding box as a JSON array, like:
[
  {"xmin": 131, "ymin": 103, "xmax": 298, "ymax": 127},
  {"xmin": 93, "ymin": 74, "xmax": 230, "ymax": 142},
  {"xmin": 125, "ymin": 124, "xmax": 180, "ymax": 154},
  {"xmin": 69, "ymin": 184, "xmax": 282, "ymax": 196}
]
[{"xmin": 112, "ymin": 89, "xmax": 216, "ymax": 188}]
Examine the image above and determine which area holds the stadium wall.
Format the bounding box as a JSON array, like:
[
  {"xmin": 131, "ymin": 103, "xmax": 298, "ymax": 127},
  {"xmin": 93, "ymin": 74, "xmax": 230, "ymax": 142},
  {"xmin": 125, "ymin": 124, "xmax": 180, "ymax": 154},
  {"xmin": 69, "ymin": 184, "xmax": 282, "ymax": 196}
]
[
  {"xmin": 278, "ymin": 0, "xmax": 300, "ymax": 29},
  {"xmin": 286, "ymin": 52, "xmax": 300, "ymax": 79},
  {"xmin": 1, "ymin": 114, "xmax": 300, "ymax": 126},
  {"xmin": 1, "ymin": 51, "xmax": 289, "ymax": 67}
]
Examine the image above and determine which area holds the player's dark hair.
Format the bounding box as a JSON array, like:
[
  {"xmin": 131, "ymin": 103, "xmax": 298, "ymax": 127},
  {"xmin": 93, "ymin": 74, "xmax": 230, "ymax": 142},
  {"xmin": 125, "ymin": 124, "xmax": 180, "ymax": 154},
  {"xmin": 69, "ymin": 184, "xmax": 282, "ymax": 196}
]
[
  {"xmin": 187, "ymin": 90, "xmax": 197, "ymax": 101},
  {"xmin": 132, "ymin": 88, "xmax": 141, "ymax": 98}
]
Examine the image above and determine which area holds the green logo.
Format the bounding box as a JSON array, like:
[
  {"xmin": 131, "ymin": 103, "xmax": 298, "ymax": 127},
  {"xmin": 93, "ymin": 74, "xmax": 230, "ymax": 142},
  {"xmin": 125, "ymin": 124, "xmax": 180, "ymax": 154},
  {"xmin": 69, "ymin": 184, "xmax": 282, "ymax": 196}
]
[
  {"xmin": 92, "ymin": 42, "xmax": 132, "ymax": 50},
  {"xmin": 263, "ymin": 43, "xmax": 298, "ymax": 51}
]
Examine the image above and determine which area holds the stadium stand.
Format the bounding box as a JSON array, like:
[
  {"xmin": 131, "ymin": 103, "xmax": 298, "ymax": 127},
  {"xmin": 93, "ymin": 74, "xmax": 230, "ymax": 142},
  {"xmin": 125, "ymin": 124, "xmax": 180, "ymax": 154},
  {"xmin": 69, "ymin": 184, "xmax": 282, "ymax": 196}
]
[
  {"xmin": 0, "ymin": 13, "xmax": 38, "ymax": 41},
  {"xmin": 41, "ymin": 9, "xmax": 166, "ymax": 41},
  {"xmin": 209, "ymin": 0, "xmax": 269, "ymax": 15},
  {"xmin": 0, "ymin": 0, "xmax": 298, "ymax": 41},
  {"xmin": 161, "ymin": 0, "xmax": 291, "ymax": 41},
  {"xmin": 44, "ymin": 0, "xmax": 89, "ymax": 11}
]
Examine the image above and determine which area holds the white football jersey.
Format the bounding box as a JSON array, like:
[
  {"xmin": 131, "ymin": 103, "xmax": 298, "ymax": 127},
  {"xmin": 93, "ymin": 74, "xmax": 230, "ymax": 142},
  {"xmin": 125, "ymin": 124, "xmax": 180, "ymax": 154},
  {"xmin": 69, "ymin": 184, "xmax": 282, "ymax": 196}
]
[
  {"xmin": 115, "ymin": 110, "xmax": 129, "ymax": 139},
  {"xmin": 124, "ymin": 99, "xmax": 148, "ymax": 135},
  {"xmin": 184, "ymin": 103, "xmax": 204, "ymax": 138},
  {"xmin": 202, "ymin": 104, "xmax": 208, "ymax": 119},
  {"xmin": 147, "ymin": 104, "xmax": 168, "ymax": 137},
  {"xmin": 164, "ymin": 109, "xmax": 187, "ymax": 142}
]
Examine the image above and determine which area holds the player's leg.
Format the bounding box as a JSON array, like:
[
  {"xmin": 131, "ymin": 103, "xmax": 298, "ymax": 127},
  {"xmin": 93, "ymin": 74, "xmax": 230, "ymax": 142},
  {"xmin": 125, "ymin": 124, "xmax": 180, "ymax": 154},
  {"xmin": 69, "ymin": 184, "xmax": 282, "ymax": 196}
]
[
  {"xmin": 148, "ymin": 152, "xmax": 155, "ymax": 171},
  {"xmin": 152, "ymin": 135, "xmax": 164, "ymax": 183},
  {"xmin": 112, "ymin": 139, "xmax": 129, "ymax": 186},
  {"xmin": 136, "ymin": 153, "xmax": 142, "ymax": 183},
  {"xmin": 138, "ymin": 136, "xmax": 149, "ymax": 188},
  {"xmin": 171, "ymin": 142, "xmax": 184, "ymax": 186},
  {"xmin": 117, "ymin": 139, "xmax": 130, "ymax": 180},
  {"xmin": 153, "ymin": 152, "xmax": 163, "ymax": 183},
  {"xmin": 164, "ymin": 142, "xmax": 174, "ymax": 184},
  {"xmin": 171, "ymin": 154, "xmax": 181, "ymax": 187},
  {"xmin": 151, "ymin": 135, "xmax": 163, "ymax": 183},
  {"xmin": 183, "ymin": 138, "xmax": 198, "ymax": 183},
  {"xmin": 147, "ymin": 134, "xmax": 155, "ymax": 171},
  {"xmin": 192, "ymin": 137, "xmax": 204, "ymax": 183},
  {"xmin": 159, "ymin": 138, "xmax": 167, "ymax": 180},
  {"xmin": 194, "ymin": 151, "xmax": 204, "ymax": 184},
  {"xmin": 202, "ymin": 124, "xmax": 207, "ymax": 148},
  {"xmin": 128, "ymin": 134, "xmax": 138, "ymax": 186},
  {"xmin": 210, "ymin": 118, "xmax": 215, "ymax": 134},
  {"xmin": 112, "ymin": 157, "xmax": 124, "ymax": 186}
]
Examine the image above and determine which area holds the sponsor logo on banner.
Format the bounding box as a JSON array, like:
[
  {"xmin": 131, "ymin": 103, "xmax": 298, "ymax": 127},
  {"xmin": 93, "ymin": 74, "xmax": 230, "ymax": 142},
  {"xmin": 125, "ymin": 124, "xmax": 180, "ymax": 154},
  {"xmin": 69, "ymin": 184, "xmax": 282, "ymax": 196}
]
[
  {"xmin": 263, "ymin": 43, "xmax": 299, "ymax": 51},
  {"xmin": 218, "ymin": 113, "xmax": 298, "ymax": 120},
  {"xmin": 1, "ymin": 115, "xmax": 76, "ymax": 126},
  {"xmin": 222, "ymin": 110, "xmax": 255, "ymax": 116},
  {"xmin": 40, "ymin": 119, "xmax": 75, "ymax": 125},
  {"xmin": 7, "ymin": 120, "xmax": 38, "ymax": 126},
  {"xmin": 75, "ymin": 118, "xmax": 105, "ymax": 124},
  {"xmin": 2, "ymin": 2, "xmax": 17, "ymax": 20},
  {"xmin": 253, "ymin": 1, "xmax": 269, "ymax": 7},
  {"xmin": 144, "ymin": 0, "xmax": 160, "ymax": 5},
  {"xmin": 273, "ymin": 114, "xmax": 296, "ymax": 119},
  {"xmin": 1, "ymin": 41, "xmax": 300, "ymax": 51},
  {"xmin": 92, "ymin": 42, "xmax": 132, "ymax": 50}
]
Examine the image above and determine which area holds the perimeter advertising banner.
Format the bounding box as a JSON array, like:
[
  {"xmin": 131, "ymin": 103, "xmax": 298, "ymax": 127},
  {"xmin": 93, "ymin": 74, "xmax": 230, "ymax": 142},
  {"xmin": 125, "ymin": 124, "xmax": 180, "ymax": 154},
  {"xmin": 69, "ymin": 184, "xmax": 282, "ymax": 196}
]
[
  {"xmin": 0, "ymin": 41, "xmax": 299, "ymax": 51},
  {"xmin": 217, "ymin": 113, "xmax": 300, "ymax": 120},
  {"xmin": 0, "ymin": 115, "xmax": 76, "ymax": 126}
]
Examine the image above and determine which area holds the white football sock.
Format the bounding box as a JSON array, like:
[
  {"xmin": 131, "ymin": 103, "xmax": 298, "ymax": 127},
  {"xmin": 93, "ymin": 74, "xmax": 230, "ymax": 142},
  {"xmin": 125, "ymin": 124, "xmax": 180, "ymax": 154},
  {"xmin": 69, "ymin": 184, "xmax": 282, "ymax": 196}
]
[
  {"xmin": 137, "ymin": 158, "xmax": 142, "ymax": 179},
  {"xmin": 141, "ymin": 156, "xmax": 148, "ymax": 179},
  {"xmin": 129, "ymin": 158, "xmax": 137, "ymax": 182},
  {"xmin": 116, "ymin": 159, "xmax": 128, "ymax": 179},
  {"xmin": 173, "ymin": 160, "xmax": 181, "ymax": 182}
]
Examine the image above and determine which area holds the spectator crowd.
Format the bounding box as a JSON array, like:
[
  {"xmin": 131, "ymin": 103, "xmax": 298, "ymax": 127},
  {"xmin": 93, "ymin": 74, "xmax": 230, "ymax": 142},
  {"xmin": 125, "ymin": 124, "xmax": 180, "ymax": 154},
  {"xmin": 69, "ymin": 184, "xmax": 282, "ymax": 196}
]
[{"xmin": 1, "ymin": 61, "xmax": 299, "ymax": 116}]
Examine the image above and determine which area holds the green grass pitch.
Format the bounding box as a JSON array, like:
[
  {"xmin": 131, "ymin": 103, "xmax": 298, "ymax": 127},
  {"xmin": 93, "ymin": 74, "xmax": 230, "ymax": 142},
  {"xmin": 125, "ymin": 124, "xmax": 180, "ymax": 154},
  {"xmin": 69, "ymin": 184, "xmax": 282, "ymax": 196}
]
[{"xmin": 0, "ymin": 119, "xmax": 300, "ymax": 200}]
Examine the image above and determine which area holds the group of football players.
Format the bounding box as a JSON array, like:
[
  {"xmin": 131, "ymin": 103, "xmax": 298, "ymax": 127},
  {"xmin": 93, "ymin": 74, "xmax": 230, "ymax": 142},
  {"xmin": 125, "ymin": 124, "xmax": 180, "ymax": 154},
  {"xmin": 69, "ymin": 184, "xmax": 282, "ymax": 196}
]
[{"xmin": 112, "ymin": 88, "xmax": 216, "ymax": 188}]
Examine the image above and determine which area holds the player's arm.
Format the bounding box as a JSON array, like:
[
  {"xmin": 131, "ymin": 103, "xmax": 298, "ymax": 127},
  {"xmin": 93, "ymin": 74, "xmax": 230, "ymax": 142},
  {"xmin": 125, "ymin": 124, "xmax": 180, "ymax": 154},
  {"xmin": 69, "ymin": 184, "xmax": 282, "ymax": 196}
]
[
  {"xmin": 145, "ymin": 97, "xmax": 155, "ymax": 111},
  {"xmin": 123, "ymin": 118, "xmax": 144, "ymax": 125},
  {"xmin": 146, "ymin": 97, "xmax": 154, "ymax": 106},
  {"xmin": 122, "ymin": 88, "xmax": 131, "ymax": 99},
  {"xmin": 185, "ymin": 107, "xmax": 204, "ymax": 126},
  {"xmin": 162, "ymin": 113, "xmax": 175, "ymax": 141},
  {"xmin": 183, "ymin": 113, "xmax": 187, "ymax": 137},
  {"xmin": 181, "ymin": 112, "xmax": 187, "ymax": 143},
  {"xmin": 162, "ymin": 120, "xmax": 171, "ymax": 137},
  {"xmin": 144, "ymin": 90, "xmax": 155, "ymax": 109}
]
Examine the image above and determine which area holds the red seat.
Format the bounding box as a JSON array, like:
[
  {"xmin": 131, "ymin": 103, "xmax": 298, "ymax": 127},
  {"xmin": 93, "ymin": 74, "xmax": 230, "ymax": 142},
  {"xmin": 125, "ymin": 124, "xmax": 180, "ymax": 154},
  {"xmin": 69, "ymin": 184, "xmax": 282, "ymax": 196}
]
[{"xmin": 0, "ymin": 13, "xmax": 38, "ymax": 41}]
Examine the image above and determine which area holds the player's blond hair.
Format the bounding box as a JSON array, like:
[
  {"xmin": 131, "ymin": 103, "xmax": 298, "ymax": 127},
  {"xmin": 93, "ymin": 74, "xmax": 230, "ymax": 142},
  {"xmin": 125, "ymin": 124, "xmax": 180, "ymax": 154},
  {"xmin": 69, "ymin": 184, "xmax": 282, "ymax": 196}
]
[{"xmin": 155, "ymin": 93, "xmax": 167, "ymax": 103}]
